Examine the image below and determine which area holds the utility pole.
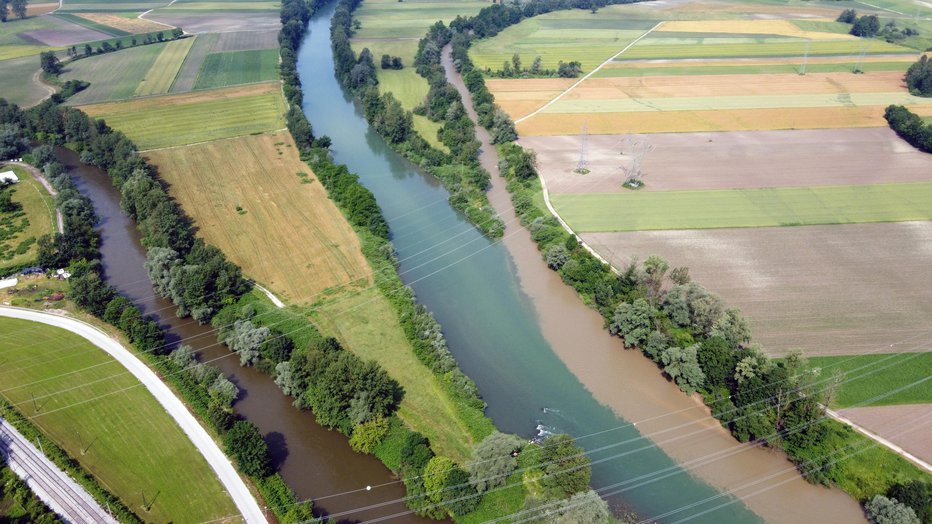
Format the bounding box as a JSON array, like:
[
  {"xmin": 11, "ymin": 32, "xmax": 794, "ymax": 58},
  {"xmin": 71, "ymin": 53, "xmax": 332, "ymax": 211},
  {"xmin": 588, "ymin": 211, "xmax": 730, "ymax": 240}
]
[
  {"xmin": 800, "ymin": 40, "xmax": 810, "ymax": 75},
  {"xmin": 575, "ymin": 121, "xmax": 589, "ymax": 174}
]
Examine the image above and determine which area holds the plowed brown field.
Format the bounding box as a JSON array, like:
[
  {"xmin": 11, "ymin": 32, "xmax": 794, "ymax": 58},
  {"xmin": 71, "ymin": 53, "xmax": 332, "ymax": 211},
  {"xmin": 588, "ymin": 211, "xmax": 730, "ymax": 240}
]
[
  {"xmin": 145, "ymin": 132, "xmax": 371, "ymax": 303},
  {"xmin": 839, "ymin": 404, "xmax": 932, "ymax": 466},
  {"xmin": 523, "ymin": 128, "xmax": 932, "ymax": 193},
  {"xmin": 517, "ymin": 106, "xmax": 885, "ymax": 135},
  {"xmin": 583, "ymin": 222, "xmax": 932, "ymax": 356}
]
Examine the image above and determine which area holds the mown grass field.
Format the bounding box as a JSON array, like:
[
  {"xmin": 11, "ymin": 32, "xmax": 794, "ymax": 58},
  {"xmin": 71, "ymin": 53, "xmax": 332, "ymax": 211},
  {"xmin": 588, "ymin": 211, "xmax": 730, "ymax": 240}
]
[
  {"xmin": 469, "ymin": 12, "xmax": 657, "ymax": 72},
  {"xmin": 351, "ymin": 39, "xmax": 447, "ymax": 151},
  {"xmin": 312, "ymin": 286, "xmax": 493, "ymax": 464},
  {"xmin": 0, "ymin": 56, "xmax": 50, "ymax": 107},
  {"xmin": 61, "ymin": 42, "xmax": 164, "ymax": 104},
  {"xmin": 352, "ymin": 0, "xmax": 488, "ymax": 39},
  {"xmin": 621, "ymin": 37, "xmax": 914, "ymax": 60},
  {"xmin": 193, "ymin": 48, "xmax": 279, "ymax": 89},
  {"xmin": 79, "ymin": 82, "xmax": 286, "ymax": 149},
  {"xmin": 595, "ymin": 60, "xmax": 913, "ymax": 77},
  {"xmin": 0, "ymin": 168, "xmax": 55, "ymax": 273},
  {"xmin": 145, "ymin": 131, "xmax": 371, "ymax": 303},
  {"xmin": 0, "ymin": 317, "xmax": 238, "ymax": 522},
  {"xmin": 553, "ymin": 182, "xmax": 932, "ymax": 232},
  {"xmin": 809, "ymin": 353, "xmax": 932, "ymax": 408},
  {"xmin": 134, "ymin": 37, "xmax": 195, "ymax": 96}
]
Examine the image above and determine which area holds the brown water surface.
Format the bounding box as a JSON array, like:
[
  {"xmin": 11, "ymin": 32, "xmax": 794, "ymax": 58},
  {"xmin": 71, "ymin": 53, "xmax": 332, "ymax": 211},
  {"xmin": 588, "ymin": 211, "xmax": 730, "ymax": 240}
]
[{"xmin": 441, "ymin": 47, "xmax": 866, "ymax": 524}]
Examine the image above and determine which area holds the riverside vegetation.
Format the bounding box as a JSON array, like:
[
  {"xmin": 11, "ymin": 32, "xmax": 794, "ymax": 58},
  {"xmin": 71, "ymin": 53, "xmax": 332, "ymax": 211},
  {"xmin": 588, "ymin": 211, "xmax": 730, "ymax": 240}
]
[{"xmin": 441, "ymin": 1, "xmax": 931, "ymax": 520}]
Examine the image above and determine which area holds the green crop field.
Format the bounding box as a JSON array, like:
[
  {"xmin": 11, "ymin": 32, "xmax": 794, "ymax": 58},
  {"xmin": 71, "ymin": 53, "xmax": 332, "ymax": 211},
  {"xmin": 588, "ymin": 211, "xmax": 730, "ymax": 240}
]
[
  {"xmin": 790, "ymin": 20, "xmax": 852, "ymax": 35},
  {"xmin": 193, "ymin": 48, "xmax": 279, "ymax": 89},
  {"xmin": 0, "ymin": 56, "xmax": 50, "ymax": 107},
  {"xmin": 0, "ymin": 317, "xmax": 238, "ymax": 522},
  {"xmin": 170, "ymin": 33, "xmax": 217, "ymax": 93},
  {"xmin": 544, "ymin": 92, "xmax": 932, "ymax": 113},
  {"xmin": 57, "ymin": 0, "xmax": 170, "ymax": 12},
  {"xmin": 80, "ymin": 83, "xmax": 287, "ymax": 149},
  {"xmin": 808, "ymin": 353, "xmax": 932, "ymax": 408},
  {"xmin": 61, "ymin": 43, "xmax": 164, "ymax": 104},
  {"xmin": 469, "ymin": 13, "xmax": 657, "ymax": 72},
  {"xmin": 620, "ymin": 38, "xmax": 914, "ymax": 60},
  {"xmin": 552, "ymin": 182, "xmax": 932, "ymax": 232},
  {"xmin": 595, "ymin": 60, "xmax": 912, "ymax": 77},
  {"xmin": 353, "ymin": 0, "xmax": 488, "ymax": 39},
  {"xmin": 0, "ymin": 168, "xmax": 55, "ymax": 273},
  {"xmin": 135, "ymin": 37, "xmax": 195, "ymax": 96}
]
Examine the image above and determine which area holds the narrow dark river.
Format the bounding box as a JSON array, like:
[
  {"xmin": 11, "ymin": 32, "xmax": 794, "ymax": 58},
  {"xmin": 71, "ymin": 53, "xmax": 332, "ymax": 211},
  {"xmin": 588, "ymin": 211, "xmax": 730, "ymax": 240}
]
[{"xmin": 297, "ymin": 2, "xmax": 759, "ymax": 522}]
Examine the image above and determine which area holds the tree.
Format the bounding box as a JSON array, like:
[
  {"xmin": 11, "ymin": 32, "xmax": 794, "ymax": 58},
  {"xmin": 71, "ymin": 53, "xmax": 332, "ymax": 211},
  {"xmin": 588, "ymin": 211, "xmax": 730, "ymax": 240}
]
[
  {"xmin": 530, "ymin": 56, "xmax": 542, "ymax": 75},
  {"xmin": 223, "ymin": 421, "xmax": 271, "ymax": 478},
  {"xmin": 39, "ymin": 51, "xmax": 62, "ymax": 75},
  {"xmin": 643, "ymin": 254, "xmax": 668, "ymax": 304},
  {"xmin": 557, "ymin": 60, "xmax": 582, "ymax": 78},
  {"xmin": 887, "ymin": 481, "xmax": 931, "ymax": 523},
  {"xmin": 609, "ymin": 298, "xmax": 652, "ymax": 348},
  {"xmin": 225, "ymin": 319, "xmax": 269, "ymax": 366},
  {"xmin": 0, "ymin": 0, "xmax": 8, "ymax": 22},
  {"xmin": 512, "ymin": 53, "xmax": 522, "ymax": 74},
  {"xmin": 537, "ymin": 434, "xmax": 591, "ymax": 499},
  {"xmin": 381, "ymin": 53, "xmax": 392, "ymax": 69},
  {"xmin": 851, "ymin": 15, "xmax": 880, "ymax": 37},
  {"xmin": 469, "ymin": 432, "xmax": 524, "ymax": 493},
  {"xmin": 522, "ymin": 490, "xmax": 611, "ymax": 524},
  {"xmin": 545, "ymin": 244, "xmax": 569, "ymax": 270},
  {"xmin": 208, "ymin": 374, "xmax": 239, "ymax": 407},
  {"xmin": 513, "ymin": 150, "xmax": 537, "ymax": 180},
  {"xmin": 697, "ymin": 336, "xmax": 734, "ymax": 388},
  {"xmin": 10, "ymin": 0, "xmax": 26, "ymax": 19},
  {"xmin": 661, "ymin": 345, "xmax": 706, "ymax": 395},
  {"xmin": 864, "ymin": 495, "xmax": 920, "ymax": 524},
  {"xmin": 423, "ymin": 456, "xmax": 480, "ymax": 516},
  {"xmin": 349, "ymin": 416, "xmax": 389, "ymax": 454},
  {"xmin": 837, "ymin": 8, "xmax": 857, "ymax": 23},
  {"xmin": 710, "ymin": 308, "xmax": 751, "ymax": 348},
  {"xmin": 906, "ymin": 55, "xmax": 932, "ymax": 97},
  {"xmin": 0, "ymin": 124, "xmax": 29, "ymax": 160}
]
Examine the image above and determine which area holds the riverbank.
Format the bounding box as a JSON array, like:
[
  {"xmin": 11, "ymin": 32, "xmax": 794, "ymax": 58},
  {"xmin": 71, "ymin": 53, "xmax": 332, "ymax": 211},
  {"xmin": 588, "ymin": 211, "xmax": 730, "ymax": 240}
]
[{"xmin": 441, "ymin": 45, "xmax": 868, "ymax": 523}]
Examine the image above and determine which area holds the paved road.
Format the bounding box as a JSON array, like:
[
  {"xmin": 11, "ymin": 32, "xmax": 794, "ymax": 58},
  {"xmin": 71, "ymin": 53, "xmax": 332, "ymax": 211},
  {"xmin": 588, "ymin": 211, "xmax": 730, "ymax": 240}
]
[
  {"xmin": 0, "ymin": 418, "xmax": 117, "ymax": 524},
  {"xmin": 0, "ymin": 306, "xmax": 267, "ymax": 524}
]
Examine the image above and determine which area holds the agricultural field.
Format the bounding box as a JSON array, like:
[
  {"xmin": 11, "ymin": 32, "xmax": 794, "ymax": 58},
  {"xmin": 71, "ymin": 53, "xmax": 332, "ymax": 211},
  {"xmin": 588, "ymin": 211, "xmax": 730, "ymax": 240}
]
[
  {"xmin": 351, "ymin": 0, "xmax": 488, "ymax": 39},
  {"xmin": 57, "ymin": 0, "xmax": 170, "ymax": 13},
  {"xmin": 144, "ymin": 131, "xmax": 371, "ymax": 304},
  {"xmin": 0, "ymin": 317, "xmax": 238, "ymax": 522},
  {"xmin": 169, "ymin": 32, "xmax": 217, "ymax": 92},
  {"xmin": 134, "ymin": 36, "xmax": 195, "ymax": 96},
  {"xmin": 583, "ymin": 221, "xmax": 932, "ymax": 356},
  {"xmin": 78, "ymin": 82, "xmax": 287, "ymax": 149},
  {"xmin": 838, "ymin": 404, "xmax": 932, "ymax": 465},
  {"xmin": 193, "ymin": 48, "xmax": 279, "ymax": 89},
  {"xmin": 74, "ymin": 12, "xmax": 169, "ymax": 34},
  {"xmin": 60, "ymin": 42, "xmax": 165, "ymax": 103},
  {"xmin": 53, "ymin": 12, "xmax": 130, "ymax": 37},
  {"xmin": 0, "ymin": 167, "xmax": 55, "ymax": 274},
  {"xmin": 809, "ymin": 353, "xmax": 932, "ymax": 408},
  {"xmin": 0, "ymin": 55, "xmax": 54, "ymax": 107},
  {"xmin": 145, "ymin": 0, "xmax": 280, "ymax": 33}
]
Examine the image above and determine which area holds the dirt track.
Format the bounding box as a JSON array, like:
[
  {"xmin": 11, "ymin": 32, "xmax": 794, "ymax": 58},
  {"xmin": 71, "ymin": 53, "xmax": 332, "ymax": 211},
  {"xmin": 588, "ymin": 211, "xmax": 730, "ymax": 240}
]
[
  {"xmin": 522, "ymin": 128, "xmax": 932, "ymax": 193},
  {"xmin": 583, "ymin": 222, "xmax": 932, "ymax": 356}
]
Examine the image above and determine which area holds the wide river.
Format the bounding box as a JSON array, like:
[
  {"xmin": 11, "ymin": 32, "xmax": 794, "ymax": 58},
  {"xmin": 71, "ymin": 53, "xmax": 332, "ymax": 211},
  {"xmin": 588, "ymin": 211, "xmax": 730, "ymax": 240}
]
[{"xmin": 67, "ymin": 0, "xmax": 864, "ymax": 521}]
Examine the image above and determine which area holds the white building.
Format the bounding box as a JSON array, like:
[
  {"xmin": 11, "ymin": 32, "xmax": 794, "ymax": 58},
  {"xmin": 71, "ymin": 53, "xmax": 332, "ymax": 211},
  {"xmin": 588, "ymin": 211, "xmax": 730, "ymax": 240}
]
[{"xmin": 0, "ymin": 171, "xmax": 19, "ymax": 184}]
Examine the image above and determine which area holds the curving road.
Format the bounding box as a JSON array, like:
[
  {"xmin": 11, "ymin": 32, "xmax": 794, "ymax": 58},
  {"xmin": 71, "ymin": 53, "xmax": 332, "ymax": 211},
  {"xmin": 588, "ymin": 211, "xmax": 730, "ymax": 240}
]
[
  {"xmin": 1, "ymin": 418, "xmax": 117, "ymax": 523},
  {"xmin": 0, "ymin": 306, "xmax": 267, "ymax": 524}
]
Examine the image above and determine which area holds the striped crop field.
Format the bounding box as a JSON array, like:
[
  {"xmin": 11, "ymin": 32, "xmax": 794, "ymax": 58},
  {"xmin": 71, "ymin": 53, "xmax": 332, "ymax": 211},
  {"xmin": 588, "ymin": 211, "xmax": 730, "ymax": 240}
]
[
  {"xmin": 193, "ymin": 48, "xmax": 279, "ymax": 89},
  {"xmin": 135, "ymin": 36, "xmax": 195, "ymax": 96},
  {"xmin": 79, "ymin": 82, "xmax": 286, "ymax": 149},
  {"xmin": 352, "ymin": 0, "xmax": 489, "ymax": 39},
  {"xmin": 551, "ymin": 183, "xmax": 932, "ymax": 232},
  {"xmin": 620, "ymin": 38, "xmax": 915, "ymax": 60},
  {"xmin": 61, "ymin": 43, "xmax": 164, "ymax": 104},
  {"xmin": 657, "ymin": 19, "xmax": 858, "ymax": 40}
]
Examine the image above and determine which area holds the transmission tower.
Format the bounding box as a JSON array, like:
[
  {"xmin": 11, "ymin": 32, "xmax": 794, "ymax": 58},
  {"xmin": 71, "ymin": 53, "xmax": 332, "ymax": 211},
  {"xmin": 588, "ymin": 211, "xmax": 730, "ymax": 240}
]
[
  {"xmin": 799, "ymin": 40, "xmax": 810, "ymax": 75},
  {"xmin": 575, "ymin": 122, "xmax": 589, "ymax": 174},
  {"xmin": 854, "ymin": 41, "xmax": 872, "ymax": 73}
]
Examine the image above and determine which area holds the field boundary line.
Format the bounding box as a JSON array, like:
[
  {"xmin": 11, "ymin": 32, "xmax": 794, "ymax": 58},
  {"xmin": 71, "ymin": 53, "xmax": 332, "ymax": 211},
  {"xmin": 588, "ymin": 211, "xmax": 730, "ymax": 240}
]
[
  {"xmin": 138, "ymin": 127, "xmax": 289, "ymax": 152},
  {"xmin": 823, "ymin": 405, "xmax": 932, "ymax": 473},
  {"xmin": 514, "ymin": 21, "xmax": 664, "ymax": 125},
  {"xmin": 0, "ymin": 306, "xmax": 267, "ymax": 524}
]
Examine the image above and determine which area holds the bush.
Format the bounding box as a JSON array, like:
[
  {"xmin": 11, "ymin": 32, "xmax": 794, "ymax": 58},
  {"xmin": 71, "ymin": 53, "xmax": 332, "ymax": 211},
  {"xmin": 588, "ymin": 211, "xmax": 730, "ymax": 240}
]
[
  {"xmin": 350, "ymin": 416, "xmax": 390, "ymax": 454},
  {"xmin": 865, "ymin": 495, "xmax": 920, "ymax": 524},
  {"xmin": 223, "ymin": 421, "xmax": 272, "ymax": 478}
]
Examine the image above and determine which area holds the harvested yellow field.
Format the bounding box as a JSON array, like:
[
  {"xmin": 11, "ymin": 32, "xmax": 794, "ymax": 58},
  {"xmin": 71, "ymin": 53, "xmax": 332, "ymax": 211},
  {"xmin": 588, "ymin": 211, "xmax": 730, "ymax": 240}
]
[
  {"xmin": 658, "ymin": 19, "xmax": 857, "ymax": 40},
  {"xmin": 135, "ymin": 37, "xmax": 195, "ymax": 96},
  {"xmin": 77, "ymin": 12, "xmax": 170, "ymax": 33},
  {"xmin": 485, "ymin": 77, "xmax": 572, "ymax": 118},
  {"xmin": 663, "ymin": 0, "xmax": 839, "ymax": 17},
  {"xmin": 145, "ymin": 131, "xmax": 371, "ymax": 303},
  {"xmin": 81, "ymin": 81, "xmax": 278, "ymax": 115},
  {"xmin": 564, "ymin": 72, "xmax": 906, "ymax": 99},
  {"xmin": 601, "ymin": 55, "xmax": 917, "ymax": 69},
  {"xmin": 517, "ymin": 106, "xmax": 885, "ymax": 135}
]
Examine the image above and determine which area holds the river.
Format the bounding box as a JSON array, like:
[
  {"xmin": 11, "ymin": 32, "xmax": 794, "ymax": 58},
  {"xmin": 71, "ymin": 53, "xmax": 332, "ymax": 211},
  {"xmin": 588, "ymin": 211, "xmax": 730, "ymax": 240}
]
[
  {"xmin": 62, "ymin": 148, "xmax": 429, "ymax": 522},
  {"xmin": 298, "ymin": 2, "xmax": 778, "ymax": 522}
]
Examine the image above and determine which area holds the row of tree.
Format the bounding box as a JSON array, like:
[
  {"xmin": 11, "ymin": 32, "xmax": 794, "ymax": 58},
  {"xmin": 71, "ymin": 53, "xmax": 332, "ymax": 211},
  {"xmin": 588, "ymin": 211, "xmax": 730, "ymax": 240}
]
[
  {"xmin": 489, "ymin": 53, "xmax": 583, "ymax": 78},
  {"xmin": 884, "ymin": 104, "xmax": 932, "ymax": 153},
  {"xmin": 0, "ymin": 0, "xmax": 27, "ymax": 22},
  {"xmin": 837, "ymin": 9, "xmax": 918, "ymax": 42}
]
